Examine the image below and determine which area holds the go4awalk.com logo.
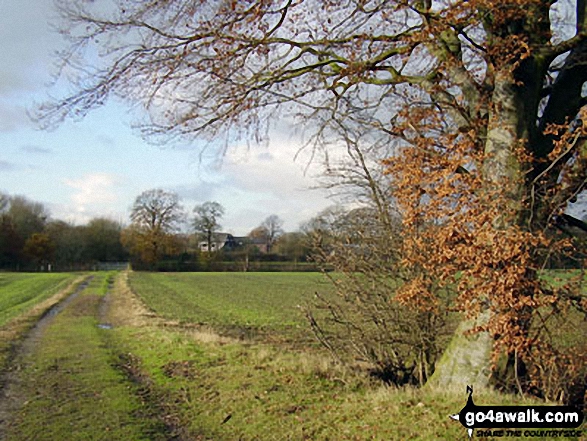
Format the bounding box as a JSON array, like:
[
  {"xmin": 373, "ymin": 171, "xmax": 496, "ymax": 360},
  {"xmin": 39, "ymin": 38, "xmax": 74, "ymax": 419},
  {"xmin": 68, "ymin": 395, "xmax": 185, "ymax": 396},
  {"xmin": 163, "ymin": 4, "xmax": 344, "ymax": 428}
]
[{"xmin": 450, "ymin": 386, "xmax": 584, "ymax": 438}]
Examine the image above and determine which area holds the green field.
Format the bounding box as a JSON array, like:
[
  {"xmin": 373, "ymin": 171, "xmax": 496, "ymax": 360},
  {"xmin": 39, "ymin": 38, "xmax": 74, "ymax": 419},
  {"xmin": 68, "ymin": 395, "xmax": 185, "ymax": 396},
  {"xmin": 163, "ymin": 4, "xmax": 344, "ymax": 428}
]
[
  {"xmin": 0, "ymin": 272, "xmax": 77, "ymax": 327},
  {"xmin": 127, "ymin": 272, "xmax": 333, "ymax": 341}
]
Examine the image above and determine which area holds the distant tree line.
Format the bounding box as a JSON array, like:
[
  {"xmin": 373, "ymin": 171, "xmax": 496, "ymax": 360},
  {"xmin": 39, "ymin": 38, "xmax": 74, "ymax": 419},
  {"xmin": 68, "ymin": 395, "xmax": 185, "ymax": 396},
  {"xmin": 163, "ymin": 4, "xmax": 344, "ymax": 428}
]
[
  {"xmin": 0, "ymin": 189, "xmax": 331, "ymax": 272},
  {"xmin": 0, "ymin": 192, "xmax": 126, "ymax": 271}
]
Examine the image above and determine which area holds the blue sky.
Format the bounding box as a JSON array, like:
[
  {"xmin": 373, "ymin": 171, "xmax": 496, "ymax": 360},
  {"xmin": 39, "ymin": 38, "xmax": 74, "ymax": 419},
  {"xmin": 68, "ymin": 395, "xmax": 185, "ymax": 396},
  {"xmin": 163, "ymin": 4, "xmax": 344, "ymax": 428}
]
[
  {"xmin": 2, "ymin": 1, "xmax": 584, "ymax": 236},
  {"xmin": 0, "ymin": 0, "xmax": 333, "ymax": 235}
]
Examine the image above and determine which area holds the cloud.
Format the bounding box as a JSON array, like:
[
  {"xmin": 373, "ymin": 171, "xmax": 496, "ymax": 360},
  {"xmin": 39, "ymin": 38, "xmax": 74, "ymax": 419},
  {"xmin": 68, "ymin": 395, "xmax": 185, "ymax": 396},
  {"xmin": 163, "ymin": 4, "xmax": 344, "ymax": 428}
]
[
  {"xmin": 95, "ymin": 134, "xmax": 117, "ymax": 147},
  {"xmin": 163, "ymin": 139, "xmax": 332, "ymax": 235},
  {"xmin": 566, "ymin": 192, "xmax": 587, "ymax": 220},
  {"xmin": 0, "ymin": 0, "xmax": 68, "ymax": 132},
  {"xmin": 192, "ymin": 139, "xmax": 333, "ymax": 234},
  {"xmin": 0, "ymin": 73, "xmax": 34, "ymax": 96},
  {"xmin": 49, "ymin": 201, "xmax": 127, "ymax": 227},
  {"xmin": 61, "ymin": 173, "xmax": 122, "ymax": 223},
  {"xmin": 223, "ymin": 142, "xmax": 324, "ymax": 197},
  {"xmin": 256, "ymin": 152, "xmax": 274, "ymax": 162},
  {"xmin": 0, "ymin": 0, "xmax": 61, "ymax": 93},
  {"xmin": 0, "ymin": 103, "xmax": 32, "ymax": 132},
  {"xmin": 20, "ymin": 145, "xmax": 52, "ymax": 155},
  {"xmin": 64, "ymin": 173, "xmax": 119, "ymax": 205},
  {"xmin": 172, "ymin": 181, "xmax": 221, "ymax": 204},
  {"xmin": 0, "ymin": 160, "xmax": 18, "ymax": 172}
]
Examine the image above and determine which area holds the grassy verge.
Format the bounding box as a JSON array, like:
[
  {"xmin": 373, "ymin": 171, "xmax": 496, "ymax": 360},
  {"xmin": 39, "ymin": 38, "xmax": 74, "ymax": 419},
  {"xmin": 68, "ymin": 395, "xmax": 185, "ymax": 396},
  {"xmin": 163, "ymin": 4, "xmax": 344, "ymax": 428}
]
[
  {"xmin": 2, "ymin": 273, "xmax": 168, "ymax": 441},
  {"xmin": 0, "ymin": 272, "xmax": 78, "ymax": 327},
  {"xmin": 0, "ymin": 273, "xmax": 85, "ymax": 373}
]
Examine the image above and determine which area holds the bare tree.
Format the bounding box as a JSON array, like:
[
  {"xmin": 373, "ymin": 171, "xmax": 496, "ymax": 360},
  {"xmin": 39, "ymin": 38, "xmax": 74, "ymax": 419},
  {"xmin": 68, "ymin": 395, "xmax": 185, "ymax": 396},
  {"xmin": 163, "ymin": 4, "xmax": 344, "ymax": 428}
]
[
  {"xmin": 261, "ymin": 214, "xmax": 283, "ymax": 253},
  {"xmin": 130, "ymin": 189, "xmax": 183, "ymax": 232},
  {"xmin": 124, "ymin": 189, "xmax": 184, "ymax": 266},
  {"xmin": 193, "ymin": 201, "xmax": 225, "ymax": 252}
]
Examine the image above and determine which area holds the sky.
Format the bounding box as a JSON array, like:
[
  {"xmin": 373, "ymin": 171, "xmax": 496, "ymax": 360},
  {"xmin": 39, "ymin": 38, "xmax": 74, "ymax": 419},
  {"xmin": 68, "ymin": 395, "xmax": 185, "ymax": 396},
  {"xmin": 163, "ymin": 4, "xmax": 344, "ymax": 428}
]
[
  {"xmin": 1, "ymin": 1, "xmax": 585, "ymax": 237},
  {"xmin": 0, "ymin": 0, "xmax": 334, "ymax": 235}
]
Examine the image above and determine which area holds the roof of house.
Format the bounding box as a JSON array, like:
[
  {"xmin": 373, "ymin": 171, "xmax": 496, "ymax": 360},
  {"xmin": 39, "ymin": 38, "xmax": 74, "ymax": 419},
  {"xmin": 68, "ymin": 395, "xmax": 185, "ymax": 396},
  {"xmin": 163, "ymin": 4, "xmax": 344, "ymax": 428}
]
[{"xmin": 198, "ymin": 233, "xmax": 234, "ymax": 243}]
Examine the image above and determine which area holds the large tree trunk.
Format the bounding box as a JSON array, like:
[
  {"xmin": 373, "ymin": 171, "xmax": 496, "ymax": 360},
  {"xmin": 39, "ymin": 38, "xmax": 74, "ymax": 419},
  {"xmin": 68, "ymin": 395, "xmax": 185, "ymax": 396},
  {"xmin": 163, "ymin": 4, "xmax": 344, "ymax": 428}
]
[
  {"xmin": 428, "ymin": 71, "xmax": 528, "ymax": 390},
  {"xmin": 427, "ymin": 311, "xmax": 492, "ymax": 389}
]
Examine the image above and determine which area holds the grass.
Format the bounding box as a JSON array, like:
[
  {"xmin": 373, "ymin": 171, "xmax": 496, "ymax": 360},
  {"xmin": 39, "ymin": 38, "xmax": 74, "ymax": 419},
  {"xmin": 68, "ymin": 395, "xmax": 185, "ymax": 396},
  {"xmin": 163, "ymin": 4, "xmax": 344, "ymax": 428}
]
[
  {"xmin": 0, "ymin": 272, "xmax": 77, "ymax": 327},
  {"xmin": 127, "ymin": 272, "xmax": 333, "ymax": 342},
  {"xmin": 3, "ymin": 273, "xmax": 168, "ymax": 441},
  {"xmin": 113, "ymin": 325, "xmax": 474, "ymax": 440},
  {"xmin": 119, "ymin": 271, "xmax": 584, "ymax": 440},
  {"xmin": 0, "ymin": 273, "xmax": 84, "ymax": 373},
  {"xmin": 1, "ymin": 271, "xmax": 584, "ymax": 440},
  {"xmin": 109, "ymin": 273, "xmax": 464, "ymax": 439}
]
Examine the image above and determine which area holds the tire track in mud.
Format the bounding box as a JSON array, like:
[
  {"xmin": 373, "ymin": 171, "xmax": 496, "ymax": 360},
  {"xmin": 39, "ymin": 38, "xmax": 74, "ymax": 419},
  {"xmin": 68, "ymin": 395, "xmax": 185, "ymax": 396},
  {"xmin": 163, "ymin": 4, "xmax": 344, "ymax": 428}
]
[
  {"xmin": 0, "ymin": 277, "xmax": 92, "ymax": 439},
  {"xmin": 0, "ymin": 274, "xmax": 181, "ymax": 441},
  {"xmin": 97, "ymin": 275, "xmax": 114, "ymax": 330},
  {"xmin": 99, "ymin": 273, "xmax": 189, "ymax": 441}
]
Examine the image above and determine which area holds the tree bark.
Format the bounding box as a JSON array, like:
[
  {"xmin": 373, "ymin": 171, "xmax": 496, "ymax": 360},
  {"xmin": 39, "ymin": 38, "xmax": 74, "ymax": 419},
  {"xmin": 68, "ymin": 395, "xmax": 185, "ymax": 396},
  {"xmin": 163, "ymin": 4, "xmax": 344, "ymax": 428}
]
[
  {"xmin": 428, "ymin": 71, "xmax": 527, "ymax": 390},
  {"xmin": 427, "ymin": 311, "xmax": 492, "ymax": 389}
]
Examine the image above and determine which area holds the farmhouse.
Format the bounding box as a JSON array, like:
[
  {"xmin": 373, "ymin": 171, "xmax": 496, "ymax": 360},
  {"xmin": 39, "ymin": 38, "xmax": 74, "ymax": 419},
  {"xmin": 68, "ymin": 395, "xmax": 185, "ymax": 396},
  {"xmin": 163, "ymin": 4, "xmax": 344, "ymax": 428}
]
[
  {"xmin": 198, "ymin": 233, "xmax": 239, "ymax": 252},
  {"xmin": 198, "ymin": 234, "xmax": 269, "ymax": 253}
]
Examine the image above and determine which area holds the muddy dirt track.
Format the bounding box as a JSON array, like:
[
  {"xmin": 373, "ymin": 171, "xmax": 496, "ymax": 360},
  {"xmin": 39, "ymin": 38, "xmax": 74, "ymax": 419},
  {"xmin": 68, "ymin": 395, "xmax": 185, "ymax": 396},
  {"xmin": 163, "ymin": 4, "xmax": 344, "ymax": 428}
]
[
  {"xmin": 0, "ymin": 275, "xmax": 174, "ymax": 441},
  {"xmin": 0, "ymin": 278, "xmax": 92, "ymax": 435}
]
